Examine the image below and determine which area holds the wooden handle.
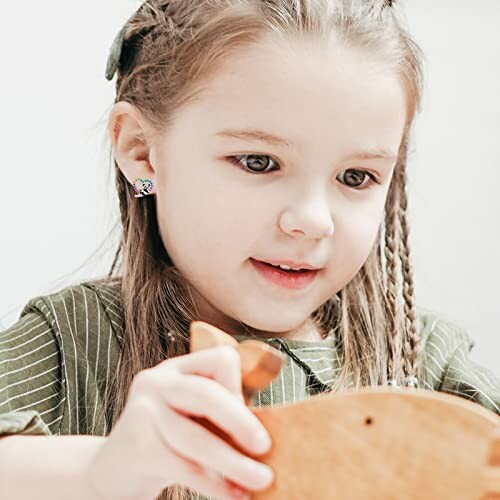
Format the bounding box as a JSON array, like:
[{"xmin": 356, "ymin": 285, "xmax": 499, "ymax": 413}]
[
  {"xmin": 189, "ymin": 320, "xmax": 285, "ymax": 404},
  {"xmin": 189, "ymin": 320, "xmax": 239, "ymax": 351},
  {"xmin": 187, "ymin": 321, "xmax": 284, "ymax": 455}
]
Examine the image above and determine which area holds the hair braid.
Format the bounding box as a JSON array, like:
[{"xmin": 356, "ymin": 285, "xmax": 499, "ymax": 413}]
[
  {"xmin": 396, "ymin": 149, "xmax": 422, "ymax": 381},
  {"xmin": 383, "ymin": 172, "xmax": 402, "ymax": 381}
]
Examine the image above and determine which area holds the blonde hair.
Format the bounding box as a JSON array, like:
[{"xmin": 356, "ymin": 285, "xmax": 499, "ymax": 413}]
[{"xmin": 97, "ymin": 1, "xmax": 425, "ymax": 498}]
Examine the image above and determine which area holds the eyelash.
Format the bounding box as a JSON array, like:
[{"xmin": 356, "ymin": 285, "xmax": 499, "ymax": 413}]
[{"xmin": 226, "ymin": 154, "xmax": 380, "ymax": 191}]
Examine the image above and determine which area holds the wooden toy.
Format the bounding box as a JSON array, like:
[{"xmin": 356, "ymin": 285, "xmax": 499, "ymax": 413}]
[{"xmin": 189, "ymin": 320, "xmax": 500, "ymax": 499}]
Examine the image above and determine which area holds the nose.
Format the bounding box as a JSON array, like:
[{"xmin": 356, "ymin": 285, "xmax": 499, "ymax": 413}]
[{"xmin": 279, "ymin": 193, "xmax": 334, "ymax": 239}]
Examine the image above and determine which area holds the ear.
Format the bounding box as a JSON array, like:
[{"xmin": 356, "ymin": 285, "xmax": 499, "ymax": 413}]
[{"xmin": 108, "ymin": 101, "xmax": 158, "ymax": 193}]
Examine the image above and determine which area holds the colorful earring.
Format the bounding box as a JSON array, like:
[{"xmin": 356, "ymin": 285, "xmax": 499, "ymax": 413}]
[{"xmin": 133, "ymin": 178, "xmax": 154, "ymax": 198}]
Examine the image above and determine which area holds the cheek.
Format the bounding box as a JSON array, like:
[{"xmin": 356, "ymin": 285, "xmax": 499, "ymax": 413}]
[
  {"xmin": 156, "ymin": 177, "xmax": 257, "ymax": 269},
  {"xmin": 190, "ymin": 176, "xmax": 271, "ymax": 247},
  {"xmin": 350, "ymin": 202, "xmax": 382, "ymax": 250},
  {"xmin": 327, "ymin": 204, "xmax": 383, "ymax": 282}
]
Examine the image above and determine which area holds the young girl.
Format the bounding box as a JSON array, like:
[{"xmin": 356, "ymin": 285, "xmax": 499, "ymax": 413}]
[{"xmin": 1, "ymin": 1, "xmax": 499, "ymax": 499}]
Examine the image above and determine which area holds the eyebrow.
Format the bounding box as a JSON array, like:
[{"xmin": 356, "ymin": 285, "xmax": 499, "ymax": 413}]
[
  {"xmin": 216, "ymin": 128, "xmax": 291, "ymax": 147},
  {"xmin": 347, "ymin": 149, "xmax": 398, "ymax": 162},
  {"xmin": 215, "ymin": 128, "xmax": 398, "ymax": 161}
]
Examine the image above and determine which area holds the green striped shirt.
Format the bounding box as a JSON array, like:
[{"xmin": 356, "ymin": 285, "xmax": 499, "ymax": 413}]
[{"xmin": 1, "ymin": 278, "xmax": 499, "ymax": 443}]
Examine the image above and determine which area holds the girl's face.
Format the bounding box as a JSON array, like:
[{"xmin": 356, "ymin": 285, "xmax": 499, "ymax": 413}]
[{"xmin": 133, "ymin": 35, "xmax": 406, "ymax": 339}]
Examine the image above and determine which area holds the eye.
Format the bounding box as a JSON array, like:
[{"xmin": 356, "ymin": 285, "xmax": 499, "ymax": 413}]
[
  {"xmin": 337, "ymin": 169, "xmax": 378, "ymax": 191},
  {"xmin": 226, "ymin": 154, "xmax": 280, "ymax": 174},
  {"xmin": 226, "ymin": 155, "xmax": 379, "ymax": 191}
]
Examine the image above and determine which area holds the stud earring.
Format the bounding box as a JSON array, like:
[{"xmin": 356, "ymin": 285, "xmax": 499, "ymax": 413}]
[
  {"xmin": 387, "ymin": 376, "xmax": 419, "ymax": 389},
  {"xmin": 133, "ymin": 178, "xmax": 154, "ymax": 198},
  {"xmin": 404, "ymin": 376, "xmax": 419, "ymax": 388},
  {"xmin": 387, "ymin": 379, "xmax": 401, "ymax": 390}
]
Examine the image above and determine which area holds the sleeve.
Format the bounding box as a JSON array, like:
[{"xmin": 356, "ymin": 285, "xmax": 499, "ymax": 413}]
[
  {"xmin": 423, "ymin": 315, "xmax": 500, "ymax": 416},
  {"xmin": 439, "ymin": 336, "xmax": 500, "ymax": 416},
  {"xmin": 0, "ymin": 306, "xmax": 65, "ymax": 437}
]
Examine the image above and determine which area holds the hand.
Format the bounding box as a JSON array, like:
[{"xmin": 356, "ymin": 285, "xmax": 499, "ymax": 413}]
[{"xmin": 84, "ymin": 346, "xmax": 274, "ymax": 500}]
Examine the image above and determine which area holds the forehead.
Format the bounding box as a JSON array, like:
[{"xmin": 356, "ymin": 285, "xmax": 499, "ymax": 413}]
[{"xmin": 172, "ymin": 34, "xmax": 407, "ymax": 154}]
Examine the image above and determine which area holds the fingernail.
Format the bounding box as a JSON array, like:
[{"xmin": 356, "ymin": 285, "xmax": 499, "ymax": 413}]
[
  {"xmin": 251, "ymin": 462, "xmax": 274, "ymax": 488},
  {"xmin": 254, "ymin": 428, "xmax": 272, "ymax": 453}
]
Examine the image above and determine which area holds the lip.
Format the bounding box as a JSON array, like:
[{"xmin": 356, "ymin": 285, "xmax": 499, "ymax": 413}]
[
  {"xmin": 250, "ymin": 258, "xmax": 320, "ymax": 290},
  {"xmin": 257, "ymin": 259, "xmax": 322, "ymax": 271}
]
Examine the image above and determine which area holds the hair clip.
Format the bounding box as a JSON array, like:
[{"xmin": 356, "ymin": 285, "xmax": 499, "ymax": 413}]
[
  {"xmin": 105, "ymin": 24, "xmax": 128, "ymax": 81},
  {"xmin": 105, "ymin": 1, "xmax": 163, "ymax": 81},
  {"xmin": 105, "ymin": 2, "xmax": 148, "ymax": 81}
]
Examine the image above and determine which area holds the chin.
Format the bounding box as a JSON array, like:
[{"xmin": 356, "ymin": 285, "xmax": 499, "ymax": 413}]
[{"xmin": 239, "ymin": 314, "xmax": 308, "ymax": 334}]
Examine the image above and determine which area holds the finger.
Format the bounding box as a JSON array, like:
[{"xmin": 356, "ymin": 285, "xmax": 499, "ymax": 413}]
[
  {"xmin": 136, "ymin": 415, "xmax": 250, "ymax": 500},
  {"xmin": 175, "ymin": 464, "xmax": 251, "ymax": 500},
  {"xmin": 163, "ymin": 373, "xmax": 272, "ymax": 456},
  {"xmin": 159, "ymin": 402, "xmax": 274, "ymax": 492},
  {"xmin": 164, "ymin": 346, "xmax": 246, "ymax": 404},
  {"xmin": 130, "ymin": 395, "xmax": 253, "ymax": 499}
]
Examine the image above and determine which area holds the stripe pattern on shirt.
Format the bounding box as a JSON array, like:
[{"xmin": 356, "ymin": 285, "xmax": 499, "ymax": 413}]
[{"xmin": 0, "ymin": 279, "xmax": 498, "ymax": 444}]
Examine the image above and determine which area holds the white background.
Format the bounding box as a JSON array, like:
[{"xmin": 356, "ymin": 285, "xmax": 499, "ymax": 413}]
[{"xmin": 0, "ymin": 1, "xmax": 498, "ymax": 374}]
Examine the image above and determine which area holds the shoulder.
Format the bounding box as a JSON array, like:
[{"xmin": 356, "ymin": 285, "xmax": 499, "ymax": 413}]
[
  {"xmin": 415, "ymin": 306, "xmax": 475, "ymax": 390},
  {"xmin": 0, "ymin": 281, "xmax": 122, "ymax": 436},
  {"xmin": 415, "ymin": 306, "xmax": 474, "ymax": 352},
  {"xmin": 415, "ymin": 307, "xmax": 500, "ymax": 415},
  {"xmin": 10, "ymin": 278, "xmax": 126, "ymax": 434},
  {"xmin": 18, "ymin": 277, "xmax": 125, "ymax": 348},
  {"xmin": 0, "ymin": 304, "xmax": 63, "ymax": 435}
]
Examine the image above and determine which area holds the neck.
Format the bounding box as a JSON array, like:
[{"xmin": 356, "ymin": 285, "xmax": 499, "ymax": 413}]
[
  {"xmin": 283, "ymin": 320, "xmax": 326, "ymax": 341},
  {"xmin": 195, "ymin": 305, "xmax": 325, "ymax": 341},
  {"xmin": 237, "ymin": 317, "xmax": 326, "ymax": 342}
]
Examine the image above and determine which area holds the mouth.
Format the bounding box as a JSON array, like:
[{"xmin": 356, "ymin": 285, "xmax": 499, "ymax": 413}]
[{"xmin": 249, "ymin": 258, "xmax": 321, "ymax": 290}]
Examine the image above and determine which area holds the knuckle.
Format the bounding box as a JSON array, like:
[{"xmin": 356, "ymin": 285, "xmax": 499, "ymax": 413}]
[
  {"xmin": 132, "ymin": 368, "xmax": 177, "ymax": 396},
  {"xmin": 130, "ymin": 393, "xmax": 157, "ymax": 419},
  {"xmin": 131, "ymin": 369, "xmax": 155, "ymax": 391},
  {"xmin": 184, "ymin": 459, "xmax": 206, "ymax": 480},
  {"xmin": 217, "ymin": 345, "xmax": 241, "ymax": 368}
]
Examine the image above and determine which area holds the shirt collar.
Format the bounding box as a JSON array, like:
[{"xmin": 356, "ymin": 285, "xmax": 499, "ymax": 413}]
[{"xmin": 233, "ymin": 329, "xmax": 340, "ymax": 388}]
